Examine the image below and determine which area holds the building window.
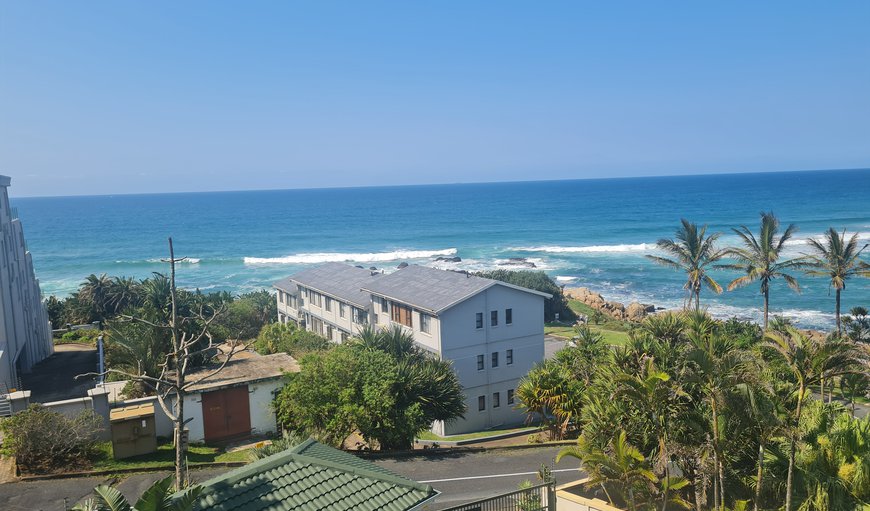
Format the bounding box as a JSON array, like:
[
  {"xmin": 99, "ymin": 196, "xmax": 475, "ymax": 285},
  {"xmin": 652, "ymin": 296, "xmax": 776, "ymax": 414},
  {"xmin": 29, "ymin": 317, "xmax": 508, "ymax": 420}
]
[
  {"xmin": 477, "ymin": 354, "xmax": 484, "ymax": 371},
  {"xmin": 506, "ymin": 308, "xmax": 513, "ymax": 325},
  {"xmin": 420, "ymin": 313, "xmax": 431, "ymax": 333},
  {"xmin": 353, "ymin": 308, "xmax": 368, "ymax": 324},
  {"xmin": 478, "ymin": 396, "xmax": 486, "ymax": 411},
  {"xmin": 339, "ymin": 303, "xmax": 346, "ymax": 318},
  {"xmin": 491, "ymin": 352, "xmax": 499, "ymax": 368},
  {"xmin": 506, "ymin": 349, "xmax": 513, "ymax": 365},
  {"xmin": 507, "ymin": 389, "xmax": 515, "ymax": 405},
  {"xmin": 381, "ymin": 297, "xmax": 388, "ymax": 313},
  {"xmin": 326, "ymin": 325, "xmax": 333, "ymax": 340},
  {"xmin": 491, "ymin": 310, "xmax": 498, "ymax": 327},
  {"xmin": 493, "ymin": 392, "xmax": 500, "ymax": 408},
  {"xmin": 390, "ymin": 301, "xmax": 413, "ymax": 328},
  {"xmin": 341, "ymin": 332, "xmax": 349, "ymax": 343},
  {"xmin": 325, "ymin": 297, "xmax": 332, "ymax": 312},
  {"xmin": 476, "ymin": 312, "xmax": 483, "ymax": 329}
]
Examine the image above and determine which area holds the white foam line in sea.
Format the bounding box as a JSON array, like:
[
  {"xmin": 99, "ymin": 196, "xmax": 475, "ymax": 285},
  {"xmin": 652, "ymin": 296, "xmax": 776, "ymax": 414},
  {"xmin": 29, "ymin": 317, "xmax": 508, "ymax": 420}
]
[{"xmin": 243, "ymin": 248, "xmax": 458, "ymax": 265}]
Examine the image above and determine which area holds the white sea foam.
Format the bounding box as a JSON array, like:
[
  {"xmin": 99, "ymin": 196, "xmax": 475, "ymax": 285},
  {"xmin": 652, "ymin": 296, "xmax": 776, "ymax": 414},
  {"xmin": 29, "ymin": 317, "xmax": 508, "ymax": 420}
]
[
  {"xmin": 556, "ymin": 276, "xmax": 578, "ymax": 282},
  {"xmin": 143, "ymin": 257, "xmax": 201, "ymax": 264},
  {"xmin": 511, "ymin": 243, "xmax": 655, "ymax": 254},
  {"xmin": 243, "ymin": 248, "xmax": 458, "ymax": 265}
]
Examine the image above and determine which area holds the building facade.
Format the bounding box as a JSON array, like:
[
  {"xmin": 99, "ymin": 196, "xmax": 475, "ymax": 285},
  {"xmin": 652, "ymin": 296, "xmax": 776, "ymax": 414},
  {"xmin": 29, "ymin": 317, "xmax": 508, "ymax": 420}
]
[
  {"xmin": 274, "ymin": 263, "xmax": 548, "ymax": 435},
  {"xmin": 0, "ymin": 175, "xmax": 53, "ymax": 392}
]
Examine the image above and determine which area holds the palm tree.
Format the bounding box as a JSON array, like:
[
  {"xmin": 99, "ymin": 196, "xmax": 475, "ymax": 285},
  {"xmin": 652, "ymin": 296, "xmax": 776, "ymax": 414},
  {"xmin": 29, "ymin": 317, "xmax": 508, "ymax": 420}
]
[
  {"xmin": 803, "ymin": 228, "xmax": 870, "ymax": 334},
  {"xmin": 107, "ymin": 276, "xmax": 142, "ymax": 315},
  {"xmin": 557, "ymin": 430, "xmax": 658, "ymax": 511},
  {"xmin": 72, "ymin": 476, "xmax": 202, "ymax": 511},
  {"xmin": 762, "ymin": 329, "xmax": 861, "ymax": 511},
  {"xmin": 724, "ymin": 212, "xmax": 806, "ymax": 329},
  {"xmin": 79, "ymin": 273, "xmax": 115, "ymax": 322},
  {"xmin": 647, "ymin": 219, "xmax": 728, "ymax": 311},
  {"xmin": 686, "ymin": 322, "xmax": 749, "ymax": 511},
  {"xmin": 839, "ymin": 373, "xmax": 869, "ymax": 416}
]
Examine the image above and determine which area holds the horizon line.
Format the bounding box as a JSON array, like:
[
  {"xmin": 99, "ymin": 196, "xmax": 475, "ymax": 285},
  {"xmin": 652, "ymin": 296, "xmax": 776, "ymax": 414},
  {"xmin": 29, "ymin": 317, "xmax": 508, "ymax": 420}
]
[{"xmin": 10, "ymin": 166, "xmax": 870, "ymax": 200}]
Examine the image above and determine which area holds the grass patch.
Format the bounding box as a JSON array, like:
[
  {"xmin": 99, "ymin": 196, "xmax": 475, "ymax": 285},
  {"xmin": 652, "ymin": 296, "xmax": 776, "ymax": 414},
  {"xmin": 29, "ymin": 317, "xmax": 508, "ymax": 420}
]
[
  {"xmin": 91, "ymin": 442, "xmax": 250, "ymax": 472},
  {"xmin": 545, "ymin": 323, "xmax": 630, "ymax": 346},
  {"xmin": 418, "ymin": 426, "xmax": 536, "ymax": 442},
  {"xmin": 567, "ymin": 300, "xmax": 633, "ymax": 332}
]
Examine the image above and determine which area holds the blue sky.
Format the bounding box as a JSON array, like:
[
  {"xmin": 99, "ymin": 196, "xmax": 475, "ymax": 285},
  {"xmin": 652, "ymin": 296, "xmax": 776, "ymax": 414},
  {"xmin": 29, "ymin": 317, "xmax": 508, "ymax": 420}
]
[{"xmin": 1, "ymin": 2, "xmax": 869, "ymax": 197}]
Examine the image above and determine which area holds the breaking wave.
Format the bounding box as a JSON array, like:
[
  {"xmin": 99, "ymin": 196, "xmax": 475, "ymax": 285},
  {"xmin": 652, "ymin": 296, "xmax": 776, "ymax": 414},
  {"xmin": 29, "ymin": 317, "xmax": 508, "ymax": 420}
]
[
  {"xmin": 511, "ymin": 243, "xmax": 655, "ymax": 253},
  {"xmin": 243, "ymin": 248, "xmax": 458, "ymax": 265}
]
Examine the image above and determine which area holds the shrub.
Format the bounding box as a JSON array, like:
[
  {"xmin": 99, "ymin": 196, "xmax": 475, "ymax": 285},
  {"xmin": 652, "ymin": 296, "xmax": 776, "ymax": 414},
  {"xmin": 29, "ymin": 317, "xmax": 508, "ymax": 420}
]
[
  {"xmin": 254, "ymin": 323, "xmax": 330, "ymax": 358},
  {"xmin": 0, "ymin": 404, "xmax": 104, "ymax": 473}
]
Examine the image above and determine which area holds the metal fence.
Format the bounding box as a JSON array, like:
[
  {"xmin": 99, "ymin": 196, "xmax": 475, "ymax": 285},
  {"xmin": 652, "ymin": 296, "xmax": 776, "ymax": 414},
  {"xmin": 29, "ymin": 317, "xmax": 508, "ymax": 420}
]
[{"xmin": 441, "ymin": 480, "xmax": 556, "ymax": 511}]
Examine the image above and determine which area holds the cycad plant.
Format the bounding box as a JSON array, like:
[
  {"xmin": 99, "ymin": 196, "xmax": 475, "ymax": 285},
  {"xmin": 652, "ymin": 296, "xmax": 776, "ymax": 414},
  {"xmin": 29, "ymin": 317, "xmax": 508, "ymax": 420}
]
[
  {"xmin": 72, "ymin": 476, "xmax": 202, "ymax": 511},
  {"xmin": 803, "ymin": 228, "xmax": 870, "ymax": 334},
  {"xmin": 723, "ymin": 212, "xmax": 805, "ymax": 329},
  {"xmin": 647, "ymin": 219, "xmax": 727, "ymax": 311}
]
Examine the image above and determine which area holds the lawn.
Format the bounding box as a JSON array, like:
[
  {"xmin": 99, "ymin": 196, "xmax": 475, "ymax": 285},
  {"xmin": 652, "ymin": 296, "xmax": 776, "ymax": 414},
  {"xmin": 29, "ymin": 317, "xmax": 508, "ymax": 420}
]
[
  {"xmin": 91, "ymin": 442, "xmax": 251, "ymax": 472},
  {"xmin": 417, "ymin": 425, "xmax": 537, "ymax": 442}
]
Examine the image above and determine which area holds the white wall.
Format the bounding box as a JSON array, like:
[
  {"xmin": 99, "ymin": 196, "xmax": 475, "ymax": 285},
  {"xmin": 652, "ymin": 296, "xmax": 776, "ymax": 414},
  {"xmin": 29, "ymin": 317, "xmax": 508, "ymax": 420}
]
[
  {"xmin": 438, "ymin": 285, "xmax": 544, "ymax": 435},
  {"xmin": 0, "ymin": 179, "xmax": 53, "ymax": 391}
]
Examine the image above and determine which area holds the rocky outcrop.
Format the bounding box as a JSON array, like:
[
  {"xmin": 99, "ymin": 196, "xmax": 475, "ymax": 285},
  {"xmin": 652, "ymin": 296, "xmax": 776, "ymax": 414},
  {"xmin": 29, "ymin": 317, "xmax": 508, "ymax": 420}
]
[
  {"xmin": 434, "ymin": 256, "xmax": 462, "ymax": 262},
  {"xmin": 566, "ymin": 287, "xmax": 655, "ymax": 322},
  {"xmin": 500, "ymin": 257, "xmax": 537, "ymax": 268},
  {"xmin": 397, "ymin": 262, "xmax": 409, "ymax": 269}
]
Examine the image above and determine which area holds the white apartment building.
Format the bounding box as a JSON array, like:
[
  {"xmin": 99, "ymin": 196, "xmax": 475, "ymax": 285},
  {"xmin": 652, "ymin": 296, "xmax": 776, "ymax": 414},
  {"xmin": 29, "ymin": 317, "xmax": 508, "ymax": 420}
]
[
  {"xmin": 274, "ymin": 263, "xmax": 549, "ymax": 435},
  {"xmin": 0, "ymin": 176, "xmax": 53, "ymax": 392}
]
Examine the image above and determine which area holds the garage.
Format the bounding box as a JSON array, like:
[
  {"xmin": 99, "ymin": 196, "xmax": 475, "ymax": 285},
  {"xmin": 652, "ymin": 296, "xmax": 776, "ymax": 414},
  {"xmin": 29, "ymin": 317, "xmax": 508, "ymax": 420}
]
[{"xmin": 201, "ymin": 385, "xmax": 252, "ymax": 443}]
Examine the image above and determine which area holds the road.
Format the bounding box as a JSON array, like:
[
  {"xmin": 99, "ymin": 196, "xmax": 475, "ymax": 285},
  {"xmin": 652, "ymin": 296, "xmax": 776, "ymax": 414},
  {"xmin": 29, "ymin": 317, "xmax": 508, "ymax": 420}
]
[{"xmin": 0, "ymin": 446, "xmax": 580, "ymax": 511}]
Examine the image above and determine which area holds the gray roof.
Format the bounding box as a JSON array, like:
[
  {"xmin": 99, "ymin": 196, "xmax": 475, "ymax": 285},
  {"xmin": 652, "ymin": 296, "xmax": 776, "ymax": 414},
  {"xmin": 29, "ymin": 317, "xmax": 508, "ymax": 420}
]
[
  {"xmin": 273, "ymin": 277, "xmax": 298, "ymax": 295},
  {"xmin": 282, "ymin": 262, "xmax": 380, "ymax": 308},
  {"xmin": 361, "ymin": 265, "xmax": 550, "ymax": 314}
]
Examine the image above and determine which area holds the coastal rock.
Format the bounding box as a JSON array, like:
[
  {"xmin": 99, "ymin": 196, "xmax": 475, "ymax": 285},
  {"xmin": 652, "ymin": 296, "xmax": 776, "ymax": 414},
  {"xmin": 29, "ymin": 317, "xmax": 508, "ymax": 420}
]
[
  {"xmin": 369, "ymin": 266, "xmax": 378, "ymax": 271},
  {"xmin": 626, "ymin": 302, "xmax": 649, "ymax": 321},
  {"xmin": 397, "ymin": 262, "xmax": 409, "ymax": 269},
  {"xmin": 566, "ymin": 287, "xmax": 659, "ymax": 323},
  {"xmin": 501, "ymin": 257, "xmax": 537, "ymax": 268},
  {"xmin": 435, "ymin": 256, "xmax": 462, "ymax": 263}
]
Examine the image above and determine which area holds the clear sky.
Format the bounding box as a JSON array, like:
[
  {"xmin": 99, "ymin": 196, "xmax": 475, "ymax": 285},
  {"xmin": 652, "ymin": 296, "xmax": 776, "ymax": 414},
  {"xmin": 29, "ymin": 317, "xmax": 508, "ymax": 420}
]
[{"xmin": 1, "ymin": 1, "xmax": 869, "ymax": 197}]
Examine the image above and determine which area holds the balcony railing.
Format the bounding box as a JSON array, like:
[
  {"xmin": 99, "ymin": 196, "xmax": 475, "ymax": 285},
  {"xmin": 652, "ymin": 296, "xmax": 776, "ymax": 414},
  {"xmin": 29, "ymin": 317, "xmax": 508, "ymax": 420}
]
[{"xmin": 441, "ymin": 480, "xmax": 556, "ymax": 511}]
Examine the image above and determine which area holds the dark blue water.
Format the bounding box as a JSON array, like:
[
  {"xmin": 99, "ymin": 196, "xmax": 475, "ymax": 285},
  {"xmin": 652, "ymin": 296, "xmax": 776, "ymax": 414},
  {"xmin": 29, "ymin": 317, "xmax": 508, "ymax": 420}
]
[{"xmin": 14, "ymin": 169, "xmax": 870, "ymax": 328}]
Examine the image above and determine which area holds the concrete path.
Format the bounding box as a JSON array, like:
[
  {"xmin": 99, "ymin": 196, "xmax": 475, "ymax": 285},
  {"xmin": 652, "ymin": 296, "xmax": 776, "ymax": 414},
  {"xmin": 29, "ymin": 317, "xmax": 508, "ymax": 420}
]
[{"xmin": 21, "ymin": 343, "xmax": 98, "ymax": 403}]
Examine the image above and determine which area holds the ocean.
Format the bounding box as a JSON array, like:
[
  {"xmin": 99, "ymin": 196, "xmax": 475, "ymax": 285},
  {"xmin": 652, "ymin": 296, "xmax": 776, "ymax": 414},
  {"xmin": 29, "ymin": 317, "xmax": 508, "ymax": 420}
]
[{"xmin": 13, "ymin": 169, "xmax": 870, "ymax": 330}]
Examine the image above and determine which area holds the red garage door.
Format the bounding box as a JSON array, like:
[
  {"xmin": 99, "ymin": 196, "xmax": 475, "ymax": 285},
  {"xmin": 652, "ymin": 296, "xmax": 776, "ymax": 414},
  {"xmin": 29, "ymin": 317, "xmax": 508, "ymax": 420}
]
[{"xmin": 201, "ymin": 386, "xmax": 251, "ymax": 443}]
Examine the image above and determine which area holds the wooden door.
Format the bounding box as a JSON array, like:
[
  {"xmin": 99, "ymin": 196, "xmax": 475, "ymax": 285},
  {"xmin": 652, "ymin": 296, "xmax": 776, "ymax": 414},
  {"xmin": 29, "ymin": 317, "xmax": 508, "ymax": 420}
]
[{"xmin": 201, "ymin": 386, "xmax": 251, "ymax": 443}]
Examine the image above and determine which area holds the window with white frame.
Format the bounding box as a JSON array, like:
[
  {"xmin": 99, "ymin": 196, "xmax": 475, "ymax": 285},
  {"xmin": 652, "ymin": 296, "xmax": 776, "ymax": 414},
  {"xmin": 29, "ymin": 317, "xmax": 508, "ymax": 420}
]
[
  {"xmin": 325, "ymin": 297, "xmax": 332, "ymax": 312},
  {"xmin": 478, "ymin": 395, "xmax": 486, "ymax": 411},
  {"xmin": 493, "ymin": 392, "xmax": 500, "ymax": 408},
  {"xmin": 506, "ymin": 349, "xmax": 513, "ymax": 365},
  {"xmin": 475, "ymin": 312, "xmax": 483, "ymax": 329},
  {"xmin": 491, "ymin": 351, "xmax": 499, "ymax": 368},
  {"xmin": 506, "ymin": 308, "xmax": 513, "ymax": 325},
  {"xmin": 339, "ymin": 303, "xmax": 346, "ymax": 318},
  {"xmin": 507, "ymin": 389, "xmax": 515, "ymax": 405},
  {"xmin": 420, "ymin": 313, "xmax": 431, "ymax": 333},
  {"xmin": 491, "ymin": 310, "xmax": 498, "ymax": 326},
  {"xmin": 477, "ymin": 354, "xmax": 484, "ymax": 370}
]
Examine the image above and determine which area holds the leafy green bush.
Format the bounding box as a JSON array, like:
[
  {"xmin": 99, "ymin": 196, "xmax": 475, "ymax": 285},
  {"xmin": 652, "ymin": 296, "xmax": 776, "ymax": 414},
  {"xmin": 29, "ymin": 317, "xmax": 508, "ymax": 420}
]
[
  {"xmin": 56, "ymin": 328, "xmax": 102, "ymax": 345},
  {"xmin": 0, "ymin": 405, "xmax": 104, "ymax": 473},
  {"xmin": 254, "ymin": 322, "xmax": 330, "ymax": 358}
]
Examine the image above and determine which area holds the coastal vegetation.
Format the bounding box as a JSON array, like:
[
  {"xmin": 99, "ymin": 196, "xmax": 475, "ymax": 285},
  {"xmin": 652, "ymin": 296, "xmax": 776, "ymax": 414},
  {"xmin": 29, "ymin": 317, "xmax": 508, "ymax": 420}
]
[
  {"xmin": 518, "ymin": 311, "xmax": 869, "ymax": 511},
  {"xmin": 273, "ymin": 325, "xmax": 466, "ymax": 450}
]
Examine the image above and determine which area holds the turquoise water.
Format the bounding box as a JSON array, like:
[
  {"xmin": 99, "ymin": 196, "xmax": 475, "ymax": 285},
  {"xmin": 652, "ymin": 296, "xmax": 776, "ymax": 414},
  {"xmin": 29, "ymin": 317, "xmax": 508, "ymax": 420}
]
[{"xmin": 13, "ymin": 169, "xmax": 870, "ymax": 329}]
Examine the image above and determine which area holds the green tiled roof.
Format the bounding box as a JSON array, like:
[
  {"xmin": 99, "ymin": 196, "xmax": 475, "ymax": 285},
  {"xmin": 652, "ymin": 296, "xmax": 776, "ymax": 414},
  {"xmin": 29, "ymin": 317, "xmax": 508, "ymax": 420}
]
[{"xmin": 193, "ymin": 439, "xmax": 437, "ymax": 511}]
